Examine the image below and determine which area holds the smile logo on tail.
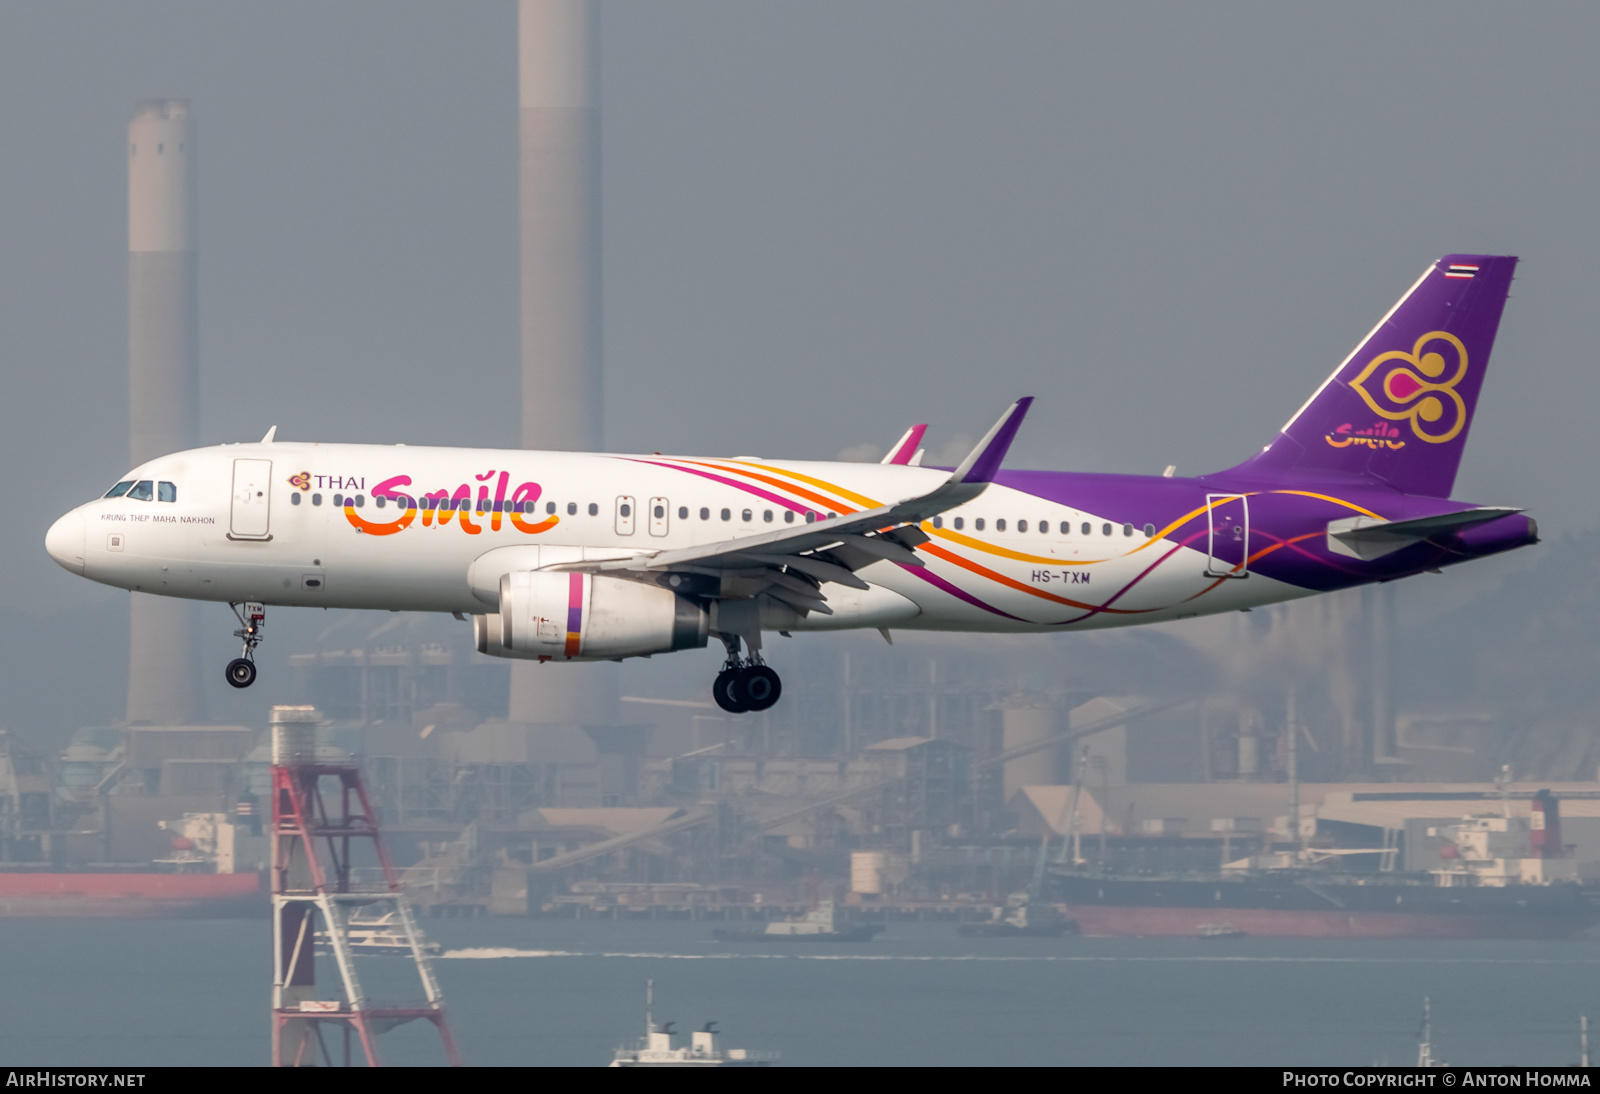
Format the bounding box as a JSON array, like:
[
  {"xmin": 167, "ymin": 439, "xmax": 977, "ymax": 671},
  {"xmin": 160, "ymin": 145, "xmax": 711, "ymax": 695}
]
[
  {"xmin": 1347, "ymin": 331, "xmax": 1469, "ymax": 444},
  {"xmin": 288, "ymin": 471, "xmax": 311, "ymax": 490}
]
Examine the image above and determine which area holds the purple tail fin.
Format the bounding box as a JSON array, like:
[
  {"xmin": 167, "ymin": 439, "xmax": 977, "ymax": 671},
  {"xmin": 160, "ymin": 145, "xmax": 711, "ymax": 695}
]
[{"xmin": 1227, "ymin": 255, "xmax": 1517, "ymax": 497}]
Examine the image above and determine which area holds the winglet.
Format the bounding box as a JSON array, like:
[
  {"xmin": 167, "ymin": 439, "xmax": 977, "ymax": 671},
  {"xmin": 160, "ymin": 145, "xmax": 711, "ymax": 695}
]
[
  {"xmin": 882, "ymin": 424, "xmax": 929, "ymax": 465},
  {"xmin": 951, "ymin": 398, "xmax": 1032, "ymax": 484},
  {"xmin": 260, "ymin": 425, "xmax": 278, "ymax": 444}
]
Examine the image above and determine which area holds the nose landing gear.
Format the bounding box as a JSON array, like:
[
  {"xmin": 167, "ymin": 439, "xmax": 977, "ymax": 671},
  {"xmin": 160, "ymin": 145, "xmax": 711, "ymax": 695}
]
[
  {"xmin": 224, "ymin": 601, "xmax": 266, "ymax": 689},
  {"xmin": 710, "ymin": 634, "xmax": 783, "ymax": 714}
]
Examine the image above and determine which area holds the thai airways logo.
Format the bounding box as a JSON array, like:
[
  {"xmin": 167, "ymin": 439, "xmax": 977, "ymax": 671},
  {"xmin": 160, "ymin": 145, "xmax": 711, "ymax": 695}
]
[
  {"xmin": 287, "ymin": 471, "xmax": 311, "ymax": 490},
  {"xmin": 1343, "ymin": 330, "xmax": 1469, "ymax": 445}
]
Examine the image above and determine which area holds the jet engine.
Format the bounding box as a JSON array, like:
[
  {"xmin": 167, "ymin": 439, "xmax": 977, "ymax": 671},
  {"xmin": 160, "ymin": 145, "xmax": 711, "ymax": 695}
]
[{"xmin": 474, "ymin": 571, "xmax": 707, "ymax": 661}]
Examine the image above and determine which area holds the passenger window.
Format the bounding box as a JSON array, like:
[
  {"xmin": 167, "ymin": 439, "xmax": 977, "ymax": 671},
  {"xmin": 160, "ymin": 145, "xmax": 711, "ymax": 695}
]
[
  {"xmin": 805, "ymin": 511, "xmax": 817, "ymax": 523},
  {"xmin": 1060, "ymin": 521, "xmax": 1071, "ymax": 535},
  {"xmin": 1123, "ymin": 523, "xmax": 1134, "ymax": 536},
  {"xmin": 546, "ymin": 501, "xmax": 556, "ymax": 514},
  {"xmin": 104, "ymin": 481, "xmax": 134, "ymax": 498},
  {"xmin": 620, "ymin": 503, "xmax": 632, "ymax": 518},
  {"xmin": 376, "ymin": 496, "xmax": 387, "ymax": 509},
  {"xmin": 975, "ymin": 518, "xmax": 985, "ymax": 531},
  {"xmin": 312, "ymin": 493, "xmax": 322, "ymax": 506},
  {"xmin": 784, "ymin": 511, "xmax": 795, "ymax": 523},
  {"xmin": 996, "ymin": 519, "xmax": 1007, "ymax": 532},
  {"xmin": 291, "ymin": 493, "xmax": 301, "ymax": 506},
  {"xmin": 127, "ymin": 480, "xmax": 154, "ymax": 501},
  {"xmin": 741, "ymin": 509, "xmax": 752, "ymax": 522},
  {"xmin": 953, "ymin": 517, "xmax": 964, "ymax": 530},
  {"xmin": 721, "ymin": 508, "xmax": 731, "ymax": 521},
  {"xmin": 655, "ymin": 505, "xmax": 665, "ymax": 519},
  {"xmin": 1017, "ymin": 520, "xmax": 1027, "ymax": 533},
  {"xmin": 355, "ymin": 495, "xmax": 365, "ymax": 508},
  {"xmin": 333, "ymin": 493, "xmax": 343, "ymax": 507},
  {"xmin": 1144, "ymin": 523, "xmax": 1156, "ymax": 537},
  {"xmin": 1040, "ymin": 522, "xmax": 1049, "ymax": 535},
  {"xmin": 1081, "ymin": 522, "xmax": 1091, "ymax": 535},
  {"xmin": 567, "ymin": 502, "xmax": 577, "ymax": 515},
  {"xmin": 679, "ymin": 506, "xmax": 689, "ymax": 519},
  {"xmin": 932, "ymin": 516, "xmax": 943, "ymax": 529},
  {"xmin": 700, "ymin": 507, "xmax": 710, "ymax": 521},
  {"xmin": 763, "ymin": 510, "xmax": 773, "ymax": 523},
  {"xmin": 157, "ymin": 481, "xmax": 176, "ymax": 502},
  {"xmin": 1102, "ymin": 522, "xmax": 1111, "ymax": 536},
  {"xmin": 588, "ymin": 503, "xmax": 598, "ymax": 516}
]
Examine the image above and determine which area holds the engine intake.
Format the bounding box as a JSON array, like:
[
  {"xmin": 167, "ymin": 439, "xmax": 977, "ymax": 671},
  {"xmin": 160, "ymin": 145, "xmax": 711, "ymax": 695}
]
[{"xmin": 476, "ymin": 571, "xmax": 707, "ymax": 661}]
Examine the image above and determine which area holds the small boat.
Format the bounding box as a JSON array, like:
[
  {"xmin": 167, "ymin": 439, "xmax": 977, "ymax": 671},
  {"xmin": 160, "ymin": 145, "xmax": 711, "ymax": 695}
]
[
  {"xmin": 315, "ymin": 910, "xmax": 442, "ymax": 957},
  {"xmin": 713, "ymin": 899, "xmax": 883, "ymax": 943},
  {"xmin": 959, "ymin": 892, "xmax": 1079, "ymax": 938},
  {"xmin": 610, "ymin": 982, "xmax": 776, "ymax": 1067},
  {"xmin": 1195, "ymin": 923, "xmax": 1246, "ymax": 940}
]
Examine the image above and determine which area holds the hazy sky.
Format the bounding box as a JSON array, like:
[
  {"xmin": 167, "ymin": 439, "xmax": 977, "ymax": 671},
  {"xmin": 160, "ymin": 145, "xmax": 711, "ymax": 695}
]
[{"xmin": 2, "ymin": 2, "xmax": 1596, "ymax": 731}]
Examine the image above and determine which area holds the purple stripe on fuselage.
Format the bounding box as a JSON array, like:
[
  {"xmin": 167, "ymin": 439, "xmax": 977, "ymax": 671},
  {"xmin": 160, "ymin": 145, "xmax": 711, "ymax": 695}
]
[
  {"xmin": 977, "ymin": 468, "xmax": 1531, "ymax": 594},
  {"xmin": 897, "ymin": 562, "xmax": 1026, "ymax": 622}
]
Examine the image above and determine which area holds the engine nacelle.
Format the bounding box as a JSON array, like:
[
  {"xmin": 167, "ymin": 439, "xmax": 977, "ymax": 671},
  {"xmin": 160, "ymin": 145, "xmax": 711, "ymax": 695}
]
[{"xmin": 477, "ymin": 571, "xmax": 707, "ymax": 661}]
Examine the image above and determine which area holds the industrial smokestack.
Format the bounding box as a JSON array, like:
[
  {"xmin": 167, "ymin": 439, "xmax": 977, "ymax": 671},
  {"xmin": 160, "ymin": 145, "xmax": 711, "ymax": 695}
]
[
  {"xmin": 517, "ymin": 0, "xmax": 601, "ymax": 450},
  {"xmin": 126, "ymin": 100, "xmax": 202, "ymax": 725},
  {"xmin": 510, "ymin": 0, "xmax": 617, "ymax": 728}
]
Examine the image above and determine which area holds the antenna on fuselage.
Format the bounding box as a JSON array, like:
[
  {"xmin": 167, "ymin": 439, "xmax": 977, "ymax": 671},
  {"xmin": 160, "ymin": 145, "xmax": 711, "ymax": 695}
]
[{"xmin": 260, "ymin": 425, "xmax": 277, "ymax": 443}]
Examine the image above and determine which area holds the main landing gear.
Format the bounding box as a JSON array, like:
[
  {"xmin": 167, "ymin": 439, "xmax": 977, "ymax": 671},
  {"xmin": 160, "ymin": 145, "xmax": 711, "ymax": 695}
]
[
  {"xmin": 225, "ymin": 601, "xmax": 266, "ymax": 689},
  {"xmin": 711, "ymin": 635, "xmax": 782, "ymax": 714}
]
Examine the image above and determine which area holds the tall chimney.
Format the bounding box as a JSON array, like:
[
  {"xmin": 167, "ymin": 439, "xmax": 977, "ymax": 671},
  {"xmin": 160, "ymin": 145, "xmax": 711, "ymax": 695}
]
[
  {"xmin": 126, "ymin": 100, "xmax": 202, "ymax": 725},
  {"xmin": 509, "ymin": 1, "xmax": 617, "ymax": 727}
]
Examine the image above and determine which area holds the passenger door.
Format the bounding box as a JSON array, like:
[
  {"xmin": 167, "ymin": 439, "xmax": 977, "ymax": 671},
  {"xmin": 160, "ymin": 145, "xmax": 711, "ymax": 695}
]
[
  {"xmin": 229, "ymin": 459, "xmax": 273, "ymax": 541},
  {"xmin": 648, "ymin": 496, "xmax": 670, "ymax": 537},
  {"xmin": 615, "ymin": 495, "xmax": 636, "ymax": 536},
  {"xmin": 1205, "ymin": 494, "xmax": 1249, "ymax": 578}
]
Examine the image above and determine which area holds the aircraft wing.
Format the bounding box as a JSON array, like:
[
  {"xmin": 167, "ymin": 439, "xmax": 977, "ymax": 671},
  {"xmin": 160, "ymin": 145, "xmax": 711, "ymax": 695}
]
[
  {"xmin": 881, "ymin": 423, "xmax": 928, "ymax": 465},
  {"xmin": 567, "ymin": 399, "xmax": 1032, "ymax": 616},
  {"xmin": 1326, "ymin": 506, "xmax": 1522, "ymax": 561}
]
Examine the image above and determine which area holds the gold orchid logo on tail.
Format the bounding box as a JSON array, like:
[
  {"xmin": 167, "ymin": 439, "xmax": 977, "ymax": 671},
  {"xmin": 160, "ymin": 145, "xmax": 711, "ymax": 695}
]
[{"xmin": 1344, "ymin": 331, "xmax": 1469, "ymax": 444}]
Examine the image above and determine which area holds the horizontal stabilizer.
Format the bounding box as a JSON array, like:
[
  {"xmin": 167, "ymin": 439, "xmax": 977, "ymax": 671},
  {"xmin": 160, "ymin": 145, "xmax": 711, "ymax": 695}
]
[{"xmin": 1326, "ymin": 507, "xmax": 1521, "ymax": 561}]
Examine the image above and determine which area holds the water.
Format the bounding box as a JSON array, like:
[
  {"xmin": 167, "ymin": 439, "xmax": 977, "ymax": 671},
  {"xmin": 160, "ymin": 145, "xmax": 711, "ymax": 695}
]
[{"xmin": 2, "ymin": 918, "xmax": 1597, "ymax": 1066}]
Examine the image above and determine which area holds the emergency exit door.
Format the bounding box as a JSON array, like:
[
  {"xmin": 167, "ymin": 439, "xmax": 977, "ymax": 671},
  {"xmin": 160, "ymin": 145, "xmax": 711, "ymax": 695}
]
[{"xmin": 229, "ymin": 459, "xmax": 273, "ymax": 540}]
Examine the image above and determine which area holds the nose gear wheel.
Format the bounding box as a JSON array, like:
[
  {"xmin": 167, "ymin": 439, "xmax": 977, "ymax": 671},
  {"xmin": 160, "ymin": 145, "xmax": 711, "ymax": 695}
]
[
  {"xmin": 224, "ymin": 601, "xmax": 267, "ymax": 689},
  {"xmin": 225, "ymin": 658, "xmax": 257, "ymax": 689}
]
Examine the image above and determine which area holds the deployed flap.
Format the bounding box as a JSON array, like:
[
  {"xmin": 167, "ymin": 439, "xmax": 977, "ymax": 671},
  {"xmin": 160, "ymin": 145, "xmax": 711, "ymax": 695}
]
[{"xmin": 1327, "ymin": 506, "xmax": 1521, "ymax": 561}]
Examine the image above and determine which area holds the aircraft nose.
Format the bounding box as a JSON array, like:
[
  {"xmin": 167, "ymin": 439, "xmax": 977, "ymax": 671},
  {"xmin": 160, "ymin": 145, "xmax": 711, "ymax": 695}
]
[{"xmin": 45, "ymin": 509, "xmax": 86, "ymax": 575}]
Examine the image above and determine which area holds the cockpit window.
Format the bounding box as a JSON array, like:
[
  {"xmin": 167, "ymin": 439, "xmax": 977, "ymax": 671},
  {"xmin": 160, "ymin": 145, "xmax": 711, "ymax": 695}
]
[
  {"xmin": 126, "ymin": 480, "xmax": 154, "ymax": 501},
  {"xmin": 157, "ymin": 481, "xmax": 177, "ymax": 502},
  {"xmin": 104, "ymin": 481, "xmax": 134, "ymax": 498}
]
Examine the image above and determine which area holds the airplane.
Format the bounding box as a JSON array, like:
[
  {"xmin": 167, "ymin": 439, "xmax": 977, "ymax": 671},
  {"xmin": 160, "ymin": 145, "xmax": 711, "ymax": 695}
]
[{"xmin": 46, "ymin": 254, "xmax": 1535, "ymax": 714}]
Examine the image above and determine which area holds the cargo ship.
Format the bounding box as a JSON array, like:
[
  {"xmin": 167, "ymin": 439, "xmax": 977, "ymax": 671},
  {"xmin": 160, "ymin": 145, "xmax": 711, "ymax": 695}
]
[
  {"xmin": 0, "ymin": 811, "xmax": 268, "ymax": 918},
  {"xmin": 0, "ymin": 867, "xmax": 266, "ymax": 918},
  {"xmin": 1053, "ymin": 790, "xmax": 1599, "ymax": 939}
]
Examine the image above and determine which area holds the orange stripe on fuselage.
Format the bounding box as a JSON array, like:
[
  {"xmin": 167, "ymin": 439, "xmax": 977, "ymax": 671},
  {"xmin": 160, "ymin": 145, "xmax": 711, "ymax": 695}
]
[{"xmin": 919, "ymin": 542, "xmax": 1144, "ymax": 614}]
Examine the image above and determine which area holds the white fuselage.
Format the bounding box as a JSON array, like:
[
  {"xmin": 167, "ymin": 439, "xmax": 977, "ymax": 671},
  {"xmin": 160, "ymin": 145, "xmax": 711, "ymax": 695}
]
[{"xmin": 46, "ymin": 441, "xmax": 1299, "ymax": 637}]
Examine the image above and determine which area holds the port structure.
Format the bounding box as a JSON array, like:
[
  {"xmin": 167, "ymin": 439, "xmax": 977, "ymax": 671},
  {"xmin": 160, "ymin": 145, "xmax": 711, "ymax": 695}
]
[{"xmin": 270, "ymin": 722, "xmax": 461, "ymax": 1067}]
